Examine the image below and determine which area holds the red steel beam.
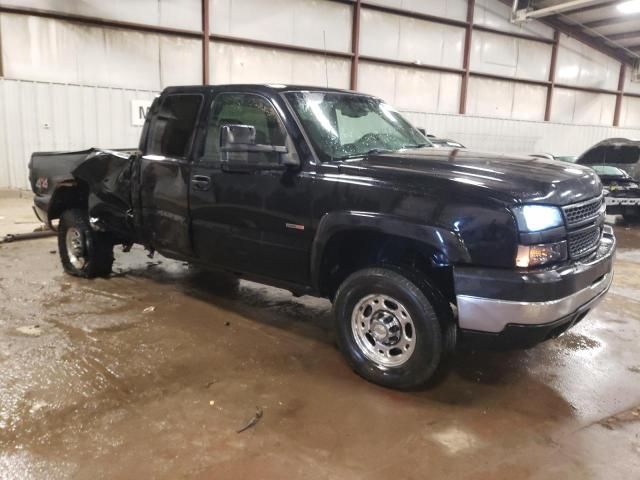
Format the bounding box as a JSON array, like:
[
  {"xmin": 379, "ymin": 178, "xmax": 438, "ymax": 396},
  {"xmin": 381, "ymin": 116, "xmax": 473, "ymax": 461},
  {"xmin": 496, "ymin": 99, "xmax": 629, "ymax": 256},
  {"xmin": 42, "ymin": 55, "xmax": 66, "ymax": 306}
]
[
  {"xmin": 359, "ymin": 55, "xmax": 465, "ymax": 75},
  {"xmin": 460, "ymin": 0, "xmax": 475, "ymax": 114},
  {"xmin": 542, "ymin": 16, "xmax": 633, "ymax": 64},
  {"xmin": 472, "ymin": 24, "xmax": 555, "ymax": 44},
  {"xmin": 613, "ymin": 64, "xmax": 626, "ymax": 127},
  {"xmin": 607, "ymin": 31, "xmax": 640, "ymax": 41},
  {"xmin": 202, "ymin": 0, "xmax": 210, "ymax": 85},
  {"xmin": 210, "ymin": 34, "xmax": 353, "ymax": 59},
  {"xmin": 360, "ymin": 1, "xmax": 468, "ymax": 28},
  {"xmin": 545, "ymin": 30, "xmax": 560, "ymax": 122},
  {"xmin": 583, "ymin": 13, "xmax": 640, "ymax": 29},
  {"xmin": 350, "ymin": 0, "xmax": 361, "ymax": 90},
  {"xmin": 0, "ymin": 5, "xmax": 202, "ymax": 38}
]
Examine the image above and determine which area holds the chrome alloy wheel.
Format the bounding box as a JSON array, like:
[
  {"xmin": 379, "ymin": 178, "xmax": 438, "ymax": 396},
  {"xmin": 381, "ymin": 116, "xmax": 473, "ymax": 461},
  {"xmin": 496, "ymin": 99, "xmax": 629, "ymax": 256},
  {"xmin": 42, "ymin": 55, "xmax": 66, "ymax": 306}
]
[
  {"xmin": 351, "ymin": 294, "xmax": 416, "ymax": 368},
  {"xmin": 65, "ymin": 227, "xmax": 87, "ymax": 270}
]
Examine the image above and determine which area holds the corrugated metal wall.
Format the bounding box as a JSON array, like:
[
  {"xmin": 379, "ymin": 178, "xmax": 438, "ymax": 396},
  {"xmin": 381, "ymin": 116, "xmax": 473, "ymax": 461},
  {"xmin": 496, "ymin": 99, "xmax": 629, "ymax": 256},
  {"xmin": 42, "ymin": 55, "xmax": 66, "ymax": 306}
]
[
  {"xmin": 1, "ymin": 0, "xmax": 640, "ymax": 189},
  {"xmin": 0, "ymin": 79, "xmax": 157, "ymax": 188},
  {"xmin": 403, "ymin": 111, "xmax": 640, "ymax": 156}
]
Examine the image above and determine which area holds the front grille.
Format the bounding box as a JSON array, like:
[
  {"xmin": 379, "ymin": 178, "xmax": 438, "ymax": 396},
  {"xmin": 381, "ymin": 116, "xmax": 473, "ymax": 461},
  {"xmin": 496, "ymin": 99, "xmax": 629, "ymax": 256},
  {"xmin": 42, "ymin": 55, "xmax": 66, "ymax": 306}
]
[
  {"xmin": 568, "ymin": 225, "xmax": 601, "ymax": 259},
  {"xmin": 563, "ymin": 195, "xmax": 605, "ymax": 260},
  {"xmin": 562, "ymin": 195, "xmax": 603, "ymax": 227}
]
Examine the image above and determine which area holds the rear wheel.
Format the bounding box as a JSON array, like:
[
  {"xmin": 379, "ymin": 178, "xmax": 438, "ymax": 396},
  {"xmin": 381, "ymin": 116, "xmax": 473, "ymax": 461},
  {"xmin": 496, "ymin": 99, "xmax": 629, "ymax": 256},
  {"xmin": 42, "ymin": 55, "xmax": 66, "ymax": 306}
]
[
  {"xmin": 58, "ymin": 209, "xmax": 114, "ymax": 278},
  {"xmin": 333, "ymin": 267, "xmax": 448, "ymax": 390}
]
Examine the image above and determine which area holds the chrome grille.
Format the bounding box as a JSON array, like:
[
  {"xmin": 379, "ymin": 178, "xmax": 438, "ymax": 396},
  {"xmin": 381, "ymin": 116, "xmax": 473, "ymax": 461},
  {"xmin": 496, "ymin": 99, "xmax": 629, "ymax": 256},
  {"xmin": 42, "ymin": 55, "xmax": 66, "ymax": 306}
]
[
  {"xmin": 563, "ymin": 195, "xmax": 605, "ymax": 260},
  {"xmin": 562, "ymin": 195, "xmax": 603, "ymax": 227},
  {"xmin": 568, "ymin": 225, "xmax": 601, "ymax": 259}
]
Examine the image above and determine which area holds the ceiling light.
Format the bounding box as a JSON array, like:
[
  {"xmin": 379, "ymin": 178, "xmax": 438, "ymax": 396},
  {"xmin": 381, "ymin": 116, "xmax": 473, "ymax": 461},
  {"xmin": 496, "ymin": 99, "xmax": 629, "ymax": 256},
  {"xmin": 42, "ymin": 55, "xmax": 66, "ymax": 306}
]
[{"xmin": 617, "ymin": 0, "xmax": 640, "ymax": 14}]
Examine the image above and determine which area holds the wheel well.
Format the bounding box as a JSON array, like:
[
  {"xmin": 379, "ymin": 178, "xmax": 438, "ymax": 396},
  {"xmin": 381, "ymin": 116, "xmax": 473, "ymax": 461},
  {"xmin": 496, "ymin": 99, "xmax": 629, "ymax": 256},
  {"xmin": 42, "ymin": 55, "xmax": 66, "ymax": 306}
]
[
  {"xmin": 48, "ymin": 184, "xmax": 89, "ymax": 222},
  {"xmin": 318, "ymin": 230, "xmax": 455, "ymax": 302}
]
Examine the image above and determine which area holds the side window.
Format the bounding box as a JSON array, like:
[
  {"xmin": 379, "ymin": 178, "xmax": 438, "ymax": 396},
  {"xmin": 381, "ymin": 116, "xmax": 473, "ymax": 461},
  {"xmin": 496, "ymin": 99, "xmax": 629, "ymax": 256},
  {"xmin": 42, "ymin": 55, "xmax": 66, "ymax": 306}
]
[
  {"xmin": 580, "ymin": 146, "xmax": 605, "ymax": 165},
  {"xmin": 204, "ymin": 93, "xmax": 286, "ymax": 157},
  {"xmin": 147, "ymin": 94, "xmax": 203, "ymax": 158}
]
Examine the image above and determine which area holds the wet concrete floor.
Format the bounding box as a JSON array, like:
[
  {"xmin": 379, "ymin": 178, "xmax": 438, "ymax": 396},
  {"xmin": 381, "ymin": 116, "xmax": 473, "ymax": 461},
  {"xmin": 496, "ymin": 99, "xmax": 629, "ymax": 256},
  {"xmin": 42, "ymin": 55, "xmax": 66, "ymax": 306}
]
[{"xmin": 1, "ymin": 212, "xmax": 640, "ymax": 478}]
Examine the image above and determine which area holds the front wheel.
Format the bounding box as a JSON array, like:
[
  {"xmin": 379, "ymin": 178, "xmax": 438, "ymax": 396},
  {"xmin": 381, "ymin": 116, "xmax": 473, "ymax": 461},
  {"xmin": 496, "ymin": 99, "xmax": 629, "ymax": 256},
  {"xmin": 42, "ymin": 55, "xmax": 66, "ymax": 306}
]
[
  {"xmin": 58, "ymin": 209, "xmax": 114, "ymax": 278},
  {"xmin": 333, "ymin": 267, "xmax": 447, "ymax": 390}
]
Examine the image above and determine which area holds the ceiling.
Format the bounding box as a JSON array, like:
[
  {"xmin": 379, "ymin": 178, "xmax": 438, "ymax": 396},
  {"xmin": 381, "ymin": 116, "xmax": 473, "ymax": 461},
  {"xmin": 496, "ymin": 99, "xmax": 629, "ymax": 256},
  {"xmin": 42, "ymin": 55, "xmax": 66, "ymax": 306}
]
[{"xmin": 515, "ymin": 1, "xmax": 640, "ymax": 64}]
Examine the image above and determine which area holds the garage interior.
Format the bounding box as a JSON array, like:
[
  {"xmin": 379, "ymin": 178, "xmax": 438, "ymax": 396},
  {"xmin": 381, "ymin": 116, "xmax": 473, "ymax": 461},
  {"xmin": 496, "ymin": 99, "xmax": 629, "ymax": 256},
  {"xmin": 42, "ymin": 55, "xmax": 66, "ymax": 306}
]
[{"xmin": 1, "ymin": 0, "xmax": 640, "ymax": 478}]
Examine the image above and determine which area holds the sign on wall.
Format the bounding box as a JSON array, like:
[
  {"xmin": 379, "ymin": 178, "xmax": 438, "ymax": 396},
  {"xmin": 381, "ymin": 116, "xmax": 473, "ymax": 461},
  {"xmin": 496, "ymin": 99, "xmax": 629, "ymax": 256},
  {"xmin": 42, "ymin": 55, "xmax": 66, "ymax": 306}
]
[{"xmin": 131, "ymin": 100, "xmax": 153, "ymax": 126}]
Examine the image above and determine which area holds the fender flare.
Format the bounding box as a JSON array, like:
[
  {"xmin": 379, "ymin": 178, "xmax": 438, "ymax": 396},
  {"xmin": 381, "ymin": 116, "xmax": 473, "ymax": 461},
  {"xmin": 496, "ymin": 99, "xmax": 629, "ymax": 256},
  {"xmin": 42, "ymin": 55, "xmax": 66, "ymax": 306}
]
[{"xmin": 310, "ymin": 210, "xmax": 470, "ymax": 292}]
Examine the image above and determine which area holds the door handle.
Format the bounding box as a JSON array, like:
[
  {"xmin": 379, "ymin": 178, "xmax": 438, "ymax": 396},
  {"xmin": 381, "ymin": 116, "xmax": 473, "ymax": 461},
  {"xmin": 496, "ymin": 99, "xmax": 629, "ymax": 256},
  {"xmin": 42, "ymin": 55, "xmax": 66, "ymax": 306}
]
[{"xmin": 191, "ymin": 175, "xmax": 211, "ymax": 190}]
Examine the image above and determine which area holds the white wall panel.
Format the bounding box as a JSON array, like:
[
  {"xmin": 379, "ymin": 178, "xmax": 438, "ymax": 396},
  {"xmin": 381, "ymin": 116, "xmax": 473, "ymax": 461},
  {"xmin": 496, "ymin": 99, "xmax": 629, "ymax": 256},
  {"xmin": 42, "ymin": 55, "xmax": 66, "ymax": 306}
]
[
  {"xmin": 556, "ymin": 34, "xmax": 620, "ymax": 91},
  {"xmin": 401, "ymin": 110, "xmax": 640, "ymax": 157},
  {"xmin": 210, "ymin": 42, "xmax": 350, "ymax": 88},
  {"xmin": 360, "ymin": 9, "xmax": 465, "ymax": 69},
  {"xmin": 0, "ymin": 13, "xmax": 200, "ymax": 89},
  {"xmin": 0, "ymin": 79, "xmax": 157, "ymax": 189},
  {"xmin": 364, "ymin": 0, "xmax": 467, "ymax": 21},
  {"xmin": 159, "ymin": 37, "xmax": 203, "ymax": 87},
  {"xmin": 211, "ymin": 0, "xmax": 352, "ymax": 53},
  {"xmin": 0, "ymin": 0, "xmax": 201, "ymax": 30},
  {"xmin": 474, "ymin": 0, "xmax": 554, "ymax": 39},
  {"xmin": 550, "ymin": 88, "xmax": 616, "ymax": 126},
  {"xmin": 359, "ymin": 62, "xmax": 461, "ymax": 114},
  {"xmin": 620, "ymin": 96, "xmax": 640, "ymax": 129},
  {"xmin": 470, "ymin": 30, "xmax": 551, "ymax": 81},
  {"xmin": 467, "ymin": 77, "xmax": 546, "ymax": 121},
  {"xmin": 624, "ymin": 67, "xmax": 640, "ymax": 95}
]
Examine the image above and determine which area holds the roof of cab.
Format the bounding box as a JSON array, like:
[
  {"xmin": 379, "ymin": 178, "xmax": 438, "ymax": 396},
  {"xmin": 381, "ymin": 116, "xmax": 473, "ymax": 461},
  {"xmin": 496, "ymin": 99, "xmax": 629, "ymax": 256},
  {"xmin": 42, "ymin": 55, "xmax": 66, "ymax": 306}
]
[{"xmin": 161, "ymin": 84, "xmax": 372, "ymax": 97}]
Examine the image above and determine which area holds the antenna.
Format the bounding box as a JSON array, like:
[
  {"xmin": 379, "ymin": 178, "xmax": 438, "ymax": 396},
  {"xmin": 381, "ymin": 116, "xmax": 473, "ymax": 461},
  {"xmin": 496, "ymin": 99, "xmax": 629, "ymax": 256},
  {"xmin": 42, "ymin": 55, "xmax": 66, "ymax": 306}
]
[{"xmin": 323, "ymin": 30, "xmax": 329, "ymax": 88}]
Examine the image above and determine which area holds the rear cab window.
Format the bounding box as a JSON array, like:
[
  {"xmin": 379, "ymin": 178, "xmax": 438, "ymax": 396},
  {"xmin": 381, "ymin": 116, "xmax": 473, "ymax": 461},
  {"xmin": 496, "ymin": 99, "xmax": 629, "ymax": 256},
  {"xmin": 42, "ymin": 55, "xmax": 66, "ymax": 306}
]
[{"xmin": 146, "ymin": 94, "xmax": 203, "ymax": 159}]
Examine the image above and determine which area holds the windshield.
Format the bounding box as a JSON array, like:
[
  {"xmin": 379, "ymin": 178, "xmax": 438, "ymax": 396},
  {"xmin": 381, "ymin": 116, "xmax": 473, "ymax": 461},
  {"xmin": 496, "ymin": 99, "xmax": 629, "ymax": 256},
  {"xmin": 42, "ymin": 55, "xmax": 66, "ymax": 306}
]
[
  {"xmin": 591, "ymin": 165, "xmax": 627, "ymax": 177},
  {"xmin": 284, "ymin": 91, "xmax": 430, "ymax": 162}
]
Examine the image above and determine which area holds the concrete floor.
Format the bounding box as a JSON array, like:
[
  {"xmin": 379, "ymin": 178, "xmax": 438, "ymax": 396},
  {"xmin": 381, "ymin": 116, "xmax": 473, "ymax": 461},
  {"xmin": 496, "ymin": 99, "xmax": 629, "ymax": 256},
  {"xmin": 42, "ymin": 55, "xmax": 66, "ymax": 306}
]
[{"xmin": 1, "ymin": 194, "xmax": 640, "ymax": 479}]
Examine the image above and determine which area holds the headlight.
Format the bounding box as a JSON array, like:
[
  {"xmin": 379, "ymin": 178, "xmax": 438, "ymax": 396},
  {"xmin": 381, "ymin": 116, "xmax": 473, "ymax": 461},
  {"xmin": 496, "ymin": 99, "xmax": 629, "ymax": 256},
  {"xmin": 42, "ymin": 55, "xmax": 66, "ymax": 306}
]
[
  {"xmin": 513, "ymin": 205, "xmax": 564, "ymax": 232},
  {"xmin": 516, "ymin": 242, "xmax": 566, "ymax": 268}
]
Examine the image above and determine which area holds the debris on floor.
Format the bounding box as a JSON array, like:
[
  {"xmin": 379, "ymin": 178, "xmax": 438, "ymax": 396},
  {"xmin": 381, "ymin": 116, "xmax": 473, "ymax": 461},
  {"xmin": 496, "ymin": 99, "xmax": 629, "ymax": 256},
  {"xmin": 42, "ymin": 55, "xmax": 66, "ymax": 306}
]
[
  {"xmin": 143, "ymin": 306, "xmax": 156, "ymax": 314},
  {"xmin": 236, "ymin": 407, "xmax": 263, "ymax": 433},
  {"xmin": 16, "ymin": 325, "xmax": 42, "ymax": 337}
]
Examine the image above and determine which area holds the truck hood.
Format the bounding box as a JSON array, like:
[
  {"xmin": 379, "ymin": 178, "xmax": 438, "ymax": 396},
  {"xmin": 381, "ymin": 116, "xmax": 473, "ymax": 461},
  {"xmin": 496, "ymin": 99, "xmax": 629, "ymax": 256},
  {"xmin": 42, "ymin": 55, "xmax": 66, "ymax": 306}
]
[{"xmin": 337, "ymin": 148, "xmax": 602, "ymax": 206}]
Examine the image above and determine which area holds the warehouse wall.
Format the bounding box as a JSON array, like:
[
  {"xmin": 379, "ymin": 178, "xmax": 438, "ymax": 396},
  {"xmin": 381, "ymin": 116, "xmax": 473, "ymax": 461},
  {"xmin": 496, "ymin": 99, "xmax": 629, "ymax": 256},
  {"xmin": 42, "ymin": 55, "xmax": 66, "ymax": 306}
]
[{"xmin": 1, "ymin": 0, "xmax": 640, "ymax": 189}]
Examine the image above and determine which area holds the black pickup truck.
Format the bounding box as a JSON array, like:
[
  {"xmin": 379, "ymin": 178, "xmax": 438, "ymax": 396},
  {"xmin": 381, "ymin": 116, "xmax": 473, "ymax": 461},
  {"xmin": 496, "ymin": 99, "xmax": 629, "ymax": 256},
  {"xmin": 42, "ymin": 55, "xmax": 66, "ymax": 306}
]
[{"xmin": 29, "ymin": 85, "xmax": 615, "ymax": 390}]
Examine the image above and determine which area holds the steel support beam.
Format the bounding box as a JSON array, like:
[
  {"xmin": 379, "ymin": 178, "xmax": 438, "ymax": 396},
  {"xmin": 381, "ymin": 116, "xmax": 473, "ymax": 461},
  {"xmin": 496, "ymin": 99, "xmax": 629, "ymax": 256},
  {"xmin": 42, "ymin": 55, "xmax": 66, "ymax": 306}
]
[
  {"xmin": 460, "ymin": 0, "xmax": 475, "ymax": 114},
  {"xmin": 613, "ymin": 64, "xmax": 626, "ymax": 127},
  {"xmin": 202, "ymin": 0, "xmax": 210, "ymax": 85},
  {"xmin": 545, "ymin": 30, "xmax": 560, "ymax": 121},
  {"xmin": 0, "ymin": 5, "xmax": 202, "ymax": 38},
  {"xmin": 512, "ymin": 0, "xmax": 603, "ymax": 21},
  {"xmin": 210, "ymin": 34, "xmax": 353, "ymax": 59},
  {"xmin": 350, "ymin": 0, "xmax": 361, "ymax": 90},
  {"xmin": 584, "ymin": 13, "xmax": 640, "ymax": 29}
]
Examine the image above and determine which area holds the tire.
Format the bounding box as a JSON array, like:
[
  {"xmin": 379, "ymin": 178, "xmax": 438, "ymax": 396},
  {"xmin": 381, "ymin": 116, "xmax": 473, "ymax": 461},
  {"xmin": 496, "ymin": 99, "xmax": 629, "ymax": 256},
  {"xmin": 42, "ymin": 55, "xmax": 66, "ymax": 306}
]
[
  {"xmin": 58, "ymin": 209, "xmax": 114, "ymax": 278},
  {"xmin": 333, "ymin": 267, "xmax": 448, "ymax": 390}
]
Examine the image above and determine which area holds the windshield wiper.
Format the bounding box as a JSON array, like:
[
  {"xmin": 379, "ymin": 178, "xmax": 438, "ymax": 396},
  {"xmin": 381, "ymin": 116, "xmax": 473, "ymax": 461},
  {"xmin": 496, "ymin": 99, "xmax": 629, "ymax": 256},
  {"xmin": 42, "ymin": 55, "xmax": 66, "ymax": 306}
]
[
  {"xmin": 401, "ymin": 143, "xmax": 430, "ymax": 149},
  {"xmin": 335, "ymin": 148, "xmax": 393, "ymax": 160}
]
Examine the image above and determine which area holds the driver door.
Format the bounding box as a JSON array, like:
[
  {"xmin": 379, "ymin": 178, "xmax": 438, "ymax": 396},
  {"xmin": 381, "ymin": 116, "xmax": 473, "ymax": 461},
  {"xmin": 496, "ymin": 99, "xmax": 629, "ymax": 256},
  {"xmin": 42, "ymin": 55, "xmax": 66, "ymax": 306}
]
[{"xmin": 189, "ymin": 92, "xmax": 314, "ymax": 285}]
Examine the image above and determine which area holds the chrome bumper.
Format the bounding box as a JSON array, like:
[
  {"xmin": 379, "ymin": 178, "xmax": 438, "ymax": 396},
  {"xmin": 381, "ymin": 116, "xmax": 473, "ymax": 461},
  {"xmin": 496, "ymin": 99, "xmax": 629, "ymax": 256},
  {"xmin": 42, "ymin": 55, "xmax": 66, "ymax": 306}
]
[
  {"xmin": 456, "ymin": 227, "xmax": 615, "ymax": 334},
  {"xmin": 457, "ymin": 271, "xmax": 613, "ymax": 333}
]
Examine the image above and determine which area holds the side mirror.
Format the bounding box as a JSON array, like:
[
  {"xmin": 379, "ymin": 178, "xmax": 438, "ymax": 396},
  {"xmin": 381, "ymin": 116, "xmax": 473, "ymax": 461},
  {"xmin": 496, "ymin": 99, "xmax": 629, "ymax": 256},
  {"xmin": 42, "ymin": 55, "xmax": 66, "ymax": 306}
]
[
  {"xmin": 220, "ymin": 124, "xmax": 287, "ymax": 154},
  {"xmin": 219, "ymin": 124, "xmax": 296, "ymax": 171},
  {"xmin": 417, "ymin": 128, "xmax": 426, "ymax": 136}
]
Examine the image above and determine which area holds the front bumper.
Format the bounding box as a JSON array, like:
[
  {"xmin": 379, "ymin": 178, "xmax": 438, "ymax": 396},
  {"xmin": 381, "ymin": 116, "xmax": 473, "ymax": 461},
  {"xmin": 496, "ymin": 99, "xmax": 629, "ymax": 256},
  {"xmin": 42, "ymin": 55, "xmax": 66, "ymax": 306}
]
[{"xmin": 454, "ymin": 226, "xmax": 615, "ymax": 349}]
